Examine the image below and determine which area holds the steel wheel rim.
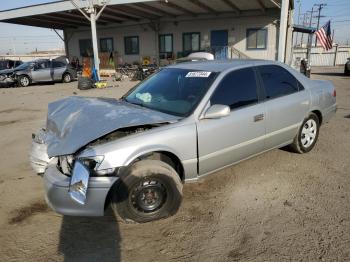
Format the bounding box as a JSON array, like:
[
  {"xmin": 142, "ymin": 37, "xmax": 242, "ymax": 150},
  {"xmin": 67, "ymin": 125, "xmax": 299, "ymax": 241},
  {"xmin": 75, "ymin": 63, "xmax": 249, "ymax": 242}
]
[
  {"xmin": 301, "ymin": 119, "xmax": 317, "ymax": 148},
  {"xmin": 130, "ymin": 179, "xmax": 167, "ymax": 213},
  {"xmin": 21, "ymin": 77, "xmax": 29, "ymax": 86}
]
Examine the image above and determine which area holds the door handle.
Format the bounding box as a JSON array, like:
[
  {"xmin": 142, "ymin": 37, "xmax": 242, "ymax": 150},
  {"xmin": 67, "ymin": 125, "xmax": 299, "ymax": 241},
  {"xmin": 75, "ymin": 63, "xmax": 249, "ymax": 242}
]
[{"xmin": 254, "ymin": 114, "xmax": 264, "ymax": 122}]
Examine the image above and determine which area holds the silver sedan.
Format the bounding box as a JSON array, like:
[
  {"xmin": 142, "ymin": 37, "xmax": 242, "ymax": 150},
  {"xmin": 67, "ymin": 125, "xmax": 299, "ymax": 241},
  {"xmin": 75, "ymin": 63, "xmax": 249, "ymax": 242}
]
[{"xmin": 30, "ymin": 60, "xmax": 337, "ymax": 223}]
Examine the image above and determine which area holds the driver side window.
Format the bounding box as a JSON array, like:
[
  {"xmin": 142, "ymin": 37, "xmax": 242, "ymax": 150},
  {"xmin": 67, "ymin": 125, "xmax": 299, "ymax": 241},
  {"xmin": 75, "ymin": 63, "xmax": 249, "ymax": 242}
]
[{"xmin": 211, "ymin": 68, "xmax": 259, "ymax": 110}]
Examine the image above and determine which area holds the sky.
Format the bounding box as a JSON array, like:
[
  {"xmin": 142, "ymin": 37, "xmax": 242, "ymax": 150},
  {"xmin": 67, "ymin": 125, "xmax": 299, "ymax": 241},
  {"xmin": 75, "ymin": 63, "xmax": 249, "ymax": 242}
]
[
  {"xmin": 0, "ymin": 0, "xmax": 349, "ymax": 54},
  {"xmin": 295, "ymin": 0, "xmax": 350, "ymax": 45}
]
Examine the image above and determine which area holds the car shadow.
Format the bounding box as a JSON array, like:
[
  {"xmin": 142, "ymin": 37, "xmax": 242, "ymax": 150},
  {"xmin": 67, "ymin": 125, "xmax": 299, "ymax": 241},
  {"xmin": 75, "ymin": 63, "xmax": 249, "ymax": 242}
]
[{"xmin": 58, "ymin": 208, "xmax": 121, "ymax": 262}]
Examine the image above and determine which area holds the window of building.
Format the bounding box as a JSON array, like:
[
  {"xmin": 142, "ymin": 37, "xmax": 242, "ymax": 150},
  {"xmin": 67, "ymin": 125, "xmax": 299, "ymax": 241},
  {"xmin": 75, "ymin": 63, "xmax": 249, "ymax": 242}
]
[
  {"xmin": 79, "ymin": 39, "xmax": 93, "ymax": 57},
  {"xmin": 100, "ymin": 38, "xmax": 114, "ymax": 52},
  {"xmin": 124, "ymin": 36, "xmax": 139, "ymax": 55},
  {"xmin": 183, "ymin": 32, "xmax": 200, "ymax": 54},
  {"xmin": 257, "ymin": 65, "xmax": 300, "ymax": 99},
  {"xmin": 211, "ymin": 68, "xmax": 259, "ymax": 110},
  {"xmin": 246, "ymin": 28, "xmax": 267, "ymax": 49},
  {"xmin": 159, "ymin": 34, "xmax": 173, "ymax": 59}
]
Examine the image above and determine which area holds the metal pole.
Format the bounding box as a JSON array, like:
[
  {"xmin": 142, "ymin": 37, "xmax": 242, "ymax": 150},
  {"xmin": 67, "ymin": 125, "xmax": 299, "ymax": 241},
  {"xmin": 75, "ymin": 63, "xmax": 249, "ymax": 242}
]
[
  {"xmin": 90, "ymin": 8, "xmax": 100, "ymax": 80},
  {"xmin": 295, "ymin": 0, "xmax": 301, "ymax": 47},
  {"xmin": 333, "ymin": 44, "xmax": 338, "ymax": 66},
  {"xmin": 278, "ymin": 0, "xmax": 289, "ymax": 63}
]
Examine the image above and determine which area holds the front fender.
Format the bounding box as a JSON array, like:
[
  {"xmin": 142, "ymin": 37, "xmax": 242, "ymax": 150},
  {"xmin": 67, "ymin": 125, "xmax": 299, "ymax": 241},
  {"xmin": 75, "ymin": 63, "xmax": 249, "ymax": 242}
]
[{"xmin": 78, "ymin": 122, "xmax": 198, "ymax": 173}]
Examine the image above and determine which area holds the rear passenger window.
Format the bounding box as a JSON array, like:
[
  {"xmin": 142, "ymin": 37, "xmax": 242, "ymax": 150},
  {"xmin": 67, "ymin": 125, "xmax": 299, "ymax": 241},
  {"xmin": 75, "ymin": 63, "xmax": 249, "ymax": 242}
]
[
  {"xmin": 258, "ymin": 65, "xmax": 300, "ymax": 99},
  {"xmin": 211, "ymin": 68, "xmax": 258, "ymax": 110},
  {"xmin": 53, "ymin": 61, "xmax": 66, "ymax": 68}
]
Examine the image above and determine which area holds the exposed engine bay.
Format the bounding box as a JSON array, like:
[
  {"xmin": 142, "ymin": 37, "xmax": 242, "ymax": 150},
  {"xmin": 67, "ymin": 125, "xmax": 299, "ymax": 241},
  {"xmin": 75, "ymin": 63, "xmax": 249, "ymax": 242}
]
[{"xmin": 56, "ymin": 124, "xmax": 165, "ymax": 177}]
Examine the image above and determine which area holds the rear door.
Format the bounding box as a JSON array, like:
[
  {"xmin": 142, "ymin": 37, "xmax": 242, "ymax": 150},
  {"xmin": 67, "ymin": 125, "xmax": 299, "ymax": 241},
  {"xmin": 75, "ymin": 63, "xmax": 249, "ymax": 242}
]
[
  {"xmin": 31, "ymin": 61, "xmax": 52, "ymax": 82},
  {"xmin": 197, "ymin": 67, "xmax": 266, "ymax": 175},
  {"xmin": 52, "ymin": 61, "xmax": 66, "ymax": 81},
  {"xmin": 256, "ymin": 65, "xmax": 309, "ymax": 149}
]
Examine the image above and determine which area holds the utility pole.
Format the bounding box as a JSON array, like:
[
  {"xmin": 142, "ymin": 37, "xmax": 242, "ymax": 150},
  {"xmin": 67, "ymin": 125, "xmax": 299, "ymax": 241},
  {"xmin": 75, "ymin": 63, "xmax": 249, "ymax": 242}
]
[
  {"xmin": 314, "ymin": 3, "xmax": 327, "ymax": 47},
  {"xmin": 300, "ymin": 13, "xmax": 307, "ymax": 47},
  {"xmin": 294, "ymin": 0, "xmax": 301, "ymax": 47},
  {"xmin": 305, "ymin": 6, "xmax": 316, "ymax": 63}
]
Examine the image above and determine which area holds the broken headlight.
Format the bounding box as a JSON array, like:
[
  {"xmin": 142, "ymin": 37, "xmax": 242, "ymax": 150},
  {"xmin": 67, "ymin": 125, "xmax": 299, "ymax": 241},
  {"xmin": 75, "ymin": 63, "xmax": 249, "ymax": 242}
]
[
  {"xmin": 79, "ymin": 156, "xmax": 116, "ymax": 176},
  {"xmin": 32, "ymin": 128, "xmax": 47, "ymax": 144},
  {"xmin": 58, "ymin": 155, "xmax": 75, "ymax": 175}
]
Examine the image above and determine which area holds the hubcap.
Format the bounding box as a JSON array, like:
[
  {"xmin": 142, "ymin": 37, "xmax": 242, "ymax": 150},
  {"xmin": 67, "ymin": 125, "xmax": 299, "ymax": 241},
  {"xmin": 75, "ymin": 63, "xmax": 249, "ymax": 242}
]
[
  {"xmin": 130, "ymin": 179, "xmax": 167, "ymax": 213},
  {"xmin": 301, "ymin": 119, "xmax": 317, "ymax": 148},
  {"xmin": 65, "ymin": 74, "xmax": 71, "ymax": 82},
  {"xmin": 21, "ymin": 77, "xmax": 29, "ymax": 86}
]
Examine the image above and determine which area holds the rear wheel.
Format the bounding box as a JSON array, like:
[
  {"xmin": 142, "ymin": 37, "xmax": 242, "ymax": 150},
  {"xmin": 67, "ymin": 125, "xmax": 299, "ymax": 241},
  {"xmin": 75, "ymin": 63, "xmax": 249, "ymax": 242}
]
[
  {"xmin": 111, "ymin": 160, "xmax": 183, "ymax": 223},
  {"xmin": 290, "ymin": 113, "xmax": 320, "ymax": 153},
  {"xmin": 18, "ymin": 75, "xmax": 30, "ymax": 87},
  {"xmin": 62, "ymin": 73, "xmax": 72, "ymax": 83},
  {"xmin": 345, "ymin": 66, "xmax": 350, "ymax": 76}
]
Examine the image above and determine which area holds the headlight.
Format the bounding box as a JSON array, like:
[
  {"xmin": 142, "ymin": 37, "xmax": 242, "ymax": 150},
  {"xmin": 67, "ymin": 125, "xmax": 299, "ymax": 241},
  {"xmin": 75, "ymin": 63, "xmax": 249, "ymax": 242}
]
[
  {"xmin": 59, "ymin": 155, "xmax": 74, "ymax": 175},
  {"xmin": 32, "ymin": 128, "xmax": 47, "ymax": 144},
  {"xmin": 78, "ymin": 156, "xmax": 104, "ymax": 171},
  {"xmin": 0, "ymin": 75, "xmax": 5, "ymax": 81}
]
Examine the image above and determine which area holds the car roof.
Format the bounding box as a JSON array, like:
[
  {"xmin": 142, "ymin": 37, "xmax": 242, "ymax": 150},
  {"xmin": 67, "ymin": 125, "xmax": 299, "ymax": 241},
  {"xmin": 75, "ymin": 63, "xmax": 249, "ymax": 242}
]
[{"xmin": 167, "ymin": 59, "xmax": 281, "ymax": 72}]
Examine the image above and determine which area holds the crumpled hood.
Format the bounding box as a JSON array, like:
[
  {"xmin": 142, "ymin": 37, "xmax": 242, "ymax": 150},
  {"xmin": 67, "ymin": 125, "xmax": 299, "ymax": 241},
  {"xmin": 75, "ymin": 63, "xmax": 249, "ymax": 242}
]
[
  {"xmin": 0, "ymin": 69, "xmax": 15, "ymax": 75},
  {"xmin": 45, "ymin": 96, "xmax": 180, "ymax": 157}
]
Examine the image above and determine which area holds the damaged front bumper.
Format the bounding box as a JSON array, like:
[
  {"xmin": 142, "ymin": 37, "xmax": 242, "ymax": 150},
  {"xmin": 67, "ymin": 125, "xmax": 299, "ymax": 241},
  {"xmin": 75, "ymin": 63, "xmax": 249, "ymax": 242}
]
[
  {"xmin": 30, "ymin": 135, "xmax": 50, "ymax": 174},
  {"xmin": 30, "ymin": 129, "xmax": 119, "ymax": 216},
  {"xmin": 44, "ymin": 159, "xmax": 118, "ymax": 216},
  {"xmin": 0, "ymin": 75, "xmax": 15, "ymax": 87}
]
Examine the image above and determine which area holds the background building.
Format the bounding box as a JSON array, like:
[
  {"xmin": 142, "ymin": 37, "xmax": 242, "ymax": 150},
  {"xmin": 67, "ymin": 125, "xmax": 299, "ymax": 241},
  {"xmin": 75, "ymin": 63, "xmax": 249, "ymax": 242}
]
[{"xmin": 0, "ymin": 0, "xmax": 294, "ymax": 65}]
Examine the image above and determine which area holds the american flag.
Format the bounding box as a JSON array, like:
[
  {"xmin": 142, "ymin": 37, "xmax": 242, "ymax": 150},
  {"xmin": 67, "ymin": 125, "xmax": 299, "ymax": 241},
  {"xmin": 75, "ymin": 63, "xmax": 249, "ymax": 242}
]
[{"xmin": 315, "ymin": 20, "xmax": 333, "ymax": 51}]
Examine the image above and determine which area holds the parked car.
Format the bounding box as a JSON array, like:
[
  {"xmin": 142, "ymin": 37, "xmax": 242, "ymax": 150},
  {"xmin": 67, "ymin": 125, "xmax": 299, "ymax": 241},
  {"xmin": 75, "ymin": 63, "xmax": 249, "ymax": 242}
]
[
  {"xmin": 0, "ymin": 59, "xmax": 22, "ymax": 70},
  {"xmin": 176, "ymin": 52, "xmax": 214, "ymax": 63},
  {"xmin": 30, "ymin": 60, "xmax": 337, "ymax": 223},
  {"xmin": 344, "ymin": 58, "xmax": 350, "ymax": 75},
  {"xmin": 0, "ymin": 59, "xmax": 77, "ymax": 87}
]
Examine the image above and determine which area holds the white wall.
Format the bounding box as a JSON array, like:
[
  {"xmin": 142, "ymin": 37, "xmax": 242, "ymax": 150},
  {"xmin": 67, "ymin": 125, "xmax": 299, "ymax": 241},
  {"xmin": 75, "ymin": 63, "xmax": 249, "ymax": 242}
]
[{"xmin": 65, "ymin": 15, "xmax": 279, "ymax": 64}]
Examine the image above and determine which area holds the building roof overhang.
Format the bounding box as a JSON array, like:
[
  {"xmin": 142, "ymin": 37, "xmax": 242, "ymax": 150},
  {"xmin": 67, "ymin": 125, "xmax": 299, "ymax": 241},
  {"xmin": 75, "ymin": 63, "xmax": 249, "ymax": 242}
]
[{"xmin": 0, "ymin": 0, "xmax": 292, "ymax": 30}]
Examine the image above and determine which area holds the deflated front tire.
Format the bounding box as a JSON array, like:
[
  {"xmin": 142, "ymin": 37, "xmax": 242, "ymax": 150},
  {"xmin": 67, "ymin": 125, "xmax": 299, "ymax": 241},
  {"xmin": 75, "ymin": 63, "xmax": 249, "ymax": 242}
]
[{"xmin": 111, "ymin": 160, "xmax": 183, "ymax": 223}]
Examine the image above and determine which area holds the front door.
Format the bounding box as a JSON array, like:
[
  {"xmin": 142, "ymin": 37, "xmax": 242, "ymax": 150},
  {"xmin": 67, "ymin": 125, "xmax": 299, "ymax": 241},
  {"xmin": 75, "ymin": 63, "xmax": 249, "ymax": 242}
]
[
  {"xmin": 197, "ymin": 67, "xmax": 266, "ymax": 175},
  {"xmin": 211, "ymin": 30, "xmax": 228, "ymax": 59},
  {"xmin": 31, "ymin": 60, "xmax": 52, "ymax": 82}
]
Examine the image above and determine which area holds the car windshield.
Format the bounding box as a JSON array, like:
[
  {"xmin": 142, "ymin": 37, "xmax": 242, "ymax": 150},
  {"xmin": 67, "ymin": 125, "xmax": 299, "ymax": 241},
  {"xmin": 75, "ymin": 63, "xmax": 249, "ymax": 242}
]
[
  {"xmin": 124, "ymin": 68, "xmax": 218, "ymax": 117},
  {"xmin": 14, "ymin": 62, "xmax": 32, "ymax": 70}
]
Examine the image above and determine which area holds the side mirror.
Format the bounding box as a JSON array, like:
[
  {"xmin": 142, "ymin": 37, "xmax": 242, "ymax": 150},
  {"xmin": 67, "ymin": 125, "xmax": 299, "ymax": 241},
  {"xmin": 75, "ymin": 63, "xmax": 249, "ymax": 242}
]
[{"xmin": 203, "ymin": 104, "xmax": 230, "ymax": 119}]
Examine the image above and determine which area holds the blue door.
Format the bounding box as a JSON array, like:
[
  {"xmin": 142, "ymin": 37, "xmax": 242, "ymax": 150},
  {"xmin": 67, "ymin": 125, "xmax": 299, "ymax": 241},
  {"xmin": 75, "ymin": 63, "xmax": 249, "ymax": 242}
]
[{"xmin": 211, "ymin": 30, "xmax": 228, "ymax": 59}]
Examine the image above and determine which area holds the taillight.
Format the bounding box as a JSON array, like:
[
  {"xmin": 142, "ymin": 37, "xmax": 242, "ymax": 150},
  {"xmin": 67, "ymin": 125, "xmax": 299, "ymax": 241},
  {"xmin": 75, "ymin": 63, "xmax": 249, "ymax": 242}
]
[{"xmin": 332, "ymin": 89, "xmax": 336, "ymax": 97}]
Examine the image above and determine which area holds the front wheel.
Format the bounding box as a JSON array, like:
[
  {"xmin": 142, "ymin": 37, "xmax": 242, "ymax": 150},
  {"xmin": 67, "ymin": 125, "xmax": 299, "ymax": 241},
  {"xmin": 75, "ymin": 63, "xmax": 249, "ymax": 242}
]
[
  {"xmin": 290, "ymin": 113, "xmax": 320, "ymax": 153},
  {"xmin": 111, "ymin": 160, "xmax": 183, "ymax": 223},
  {"xmin": 18, "ymin": 75, "xmax": 30, "ymax": 87}
]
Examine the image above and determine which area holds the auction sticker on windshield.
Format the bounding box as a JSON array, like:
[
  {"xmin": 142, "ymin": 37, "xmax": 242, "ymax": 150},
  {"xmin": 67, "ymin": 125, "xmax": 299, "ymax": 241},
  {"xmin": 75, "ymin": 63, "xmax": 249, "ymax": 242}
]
[{"xmin": 185, "ymin": 72, "xmax": 212, "ymax": 78}]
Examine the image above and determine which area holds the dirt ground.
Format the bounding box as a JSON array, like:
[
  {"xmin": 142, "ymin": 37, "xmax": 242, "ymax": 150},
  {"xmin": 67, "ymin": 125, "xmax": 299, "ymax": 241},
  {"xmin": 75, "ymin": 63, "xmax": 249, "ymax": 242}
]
[{"xmin": 0, "ymin": 67, "xmax": 349, "ymax": 262}]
